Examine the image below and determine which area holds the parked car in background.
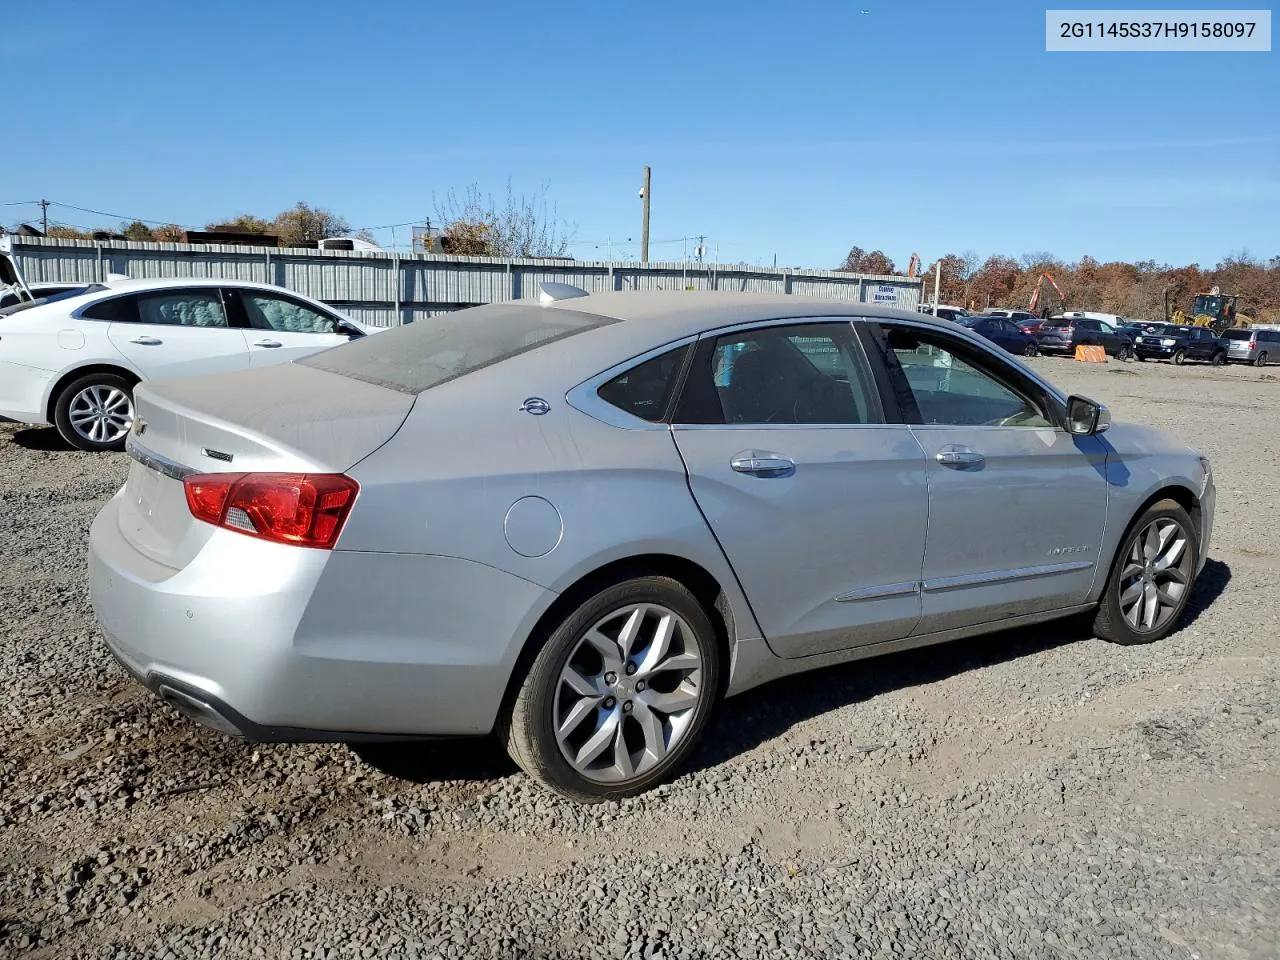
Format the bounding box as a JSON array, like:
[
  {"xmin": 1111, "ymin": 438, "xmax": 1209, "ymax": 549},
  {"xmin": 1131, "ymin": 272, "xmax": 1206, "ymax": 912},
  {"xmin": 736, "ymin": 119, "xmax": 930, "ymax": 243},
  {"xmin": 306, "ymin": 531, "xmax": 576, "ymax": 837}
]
[
  {"xmin": 0, "ymin": 281, "xmax": 91, "ymax": 310},
  {"xmin": 88, "ymin": 287, "xmax": 1215, "ymax": 803},
  {"xmin": 917, "ymin": 303, "xmax": 970, "ymax": 323},
  {"xmin": 1119, "ymin": 320, "xmax": 1174, "ymax": 339},
  {"xmin": 1017, "ymin": 317, "xmax": 1048, "ymax": 336},
  {"xmin": 982, "ymin": 309, "xmax": 1038, "ymax": 324},
  {"xmin": 1133, "ymin": 326, "xmax": 1228, "ymax": 365},
  {"xmin": 1037, "ymin": 317, "xmax": 1135, "ymax": 359},
  {"xmin": 960, "ymin": 314, "xmax": 1040, "ymax": 356},
  {"xmin": 1222, "ymin": 327, "xmax": 1280, "ymax": 366},
  {"xmin": 0, "ymin": 271, "xmax": 371, "ymax": 451}
]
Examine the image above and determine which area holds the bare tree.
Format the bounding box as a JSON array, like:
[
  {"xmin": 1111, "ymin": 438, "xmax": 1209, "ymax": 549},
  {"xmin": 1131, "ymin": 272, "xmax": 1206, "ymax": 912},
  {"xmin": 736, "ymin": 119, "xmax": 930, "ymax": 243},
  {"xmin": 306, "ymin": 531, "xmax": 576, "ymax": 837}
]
[
  {"xmin": 206, "ymin": 214, "xmax": 272, "ymax": 234},
  {"xmin": 152, "ymin": 224, "xmax": 186, "ymax": 242},
  {"xmin": 434, "ymin": 181, "xmax": 575, "ymax": 258}
]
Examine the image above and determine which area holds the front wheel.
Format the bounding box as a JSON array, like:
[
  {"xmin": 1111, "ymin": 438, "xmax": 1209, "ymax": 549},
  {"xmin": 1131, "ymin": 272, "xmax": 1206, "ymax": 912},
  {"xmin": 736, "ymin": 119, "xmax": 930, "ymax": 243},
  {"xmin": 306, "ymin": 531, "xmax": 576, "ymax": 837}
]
[
  {"xmin": 53, "ymin": 373, "xmax": 135, "ymax": 452},
  {"xmin": 1172, "ymin": 349, "xmax": 1187, "ymax": 365},
  {"xmin": 1117, "ymin": 344, "xmax": 1134, "ymax": 361},
  {"xmin": 1023, "ymin": 341, "xmax": 1039, "ymax": 357},
  {"xmin": 1093, "ymin": 499, "xmax": 1198, "ymax": 646},
  {"xmin": 503, "ymin": 575, "xmax": 722, "ymax": 802}
]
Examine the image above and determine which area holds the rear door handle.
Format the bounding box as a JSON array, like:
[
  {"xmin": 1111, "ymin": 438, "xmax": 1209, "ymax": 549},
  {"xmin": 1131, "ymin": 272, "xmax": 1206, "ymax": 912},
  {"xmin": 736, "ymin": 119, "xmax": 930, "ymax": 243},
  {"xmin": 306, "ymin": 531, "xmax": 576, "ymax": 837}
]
[
  {"xmin": 730, "ymin": 452, "xmax": 796, "ymax": 478},
  {"xmin": 253, "ymin": 339, "xmax": 282, "ymax": 348},
  {"xmin": 935, "ymin": 445, "xmax": 985, "ymax": 467},
  {"xmin": 129, "ymin": 336, "xmax": 162, "ymax": 345}
]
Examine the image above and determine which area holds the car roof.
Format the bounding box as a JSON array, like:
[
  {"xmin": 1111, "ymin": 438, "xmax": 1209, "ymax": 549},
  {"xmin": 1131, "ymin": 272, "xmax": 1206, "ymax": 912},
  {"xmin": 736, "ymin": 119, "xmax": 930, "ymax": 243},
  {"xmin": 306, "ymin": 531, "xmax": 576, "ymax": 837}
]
[
  {"xmin": 546, "ymin": 290, "xmax": 940, "ymax": 346},
  {"xmin": 97, "ymin": 277, "xmax": 283, "ymax": 293}
]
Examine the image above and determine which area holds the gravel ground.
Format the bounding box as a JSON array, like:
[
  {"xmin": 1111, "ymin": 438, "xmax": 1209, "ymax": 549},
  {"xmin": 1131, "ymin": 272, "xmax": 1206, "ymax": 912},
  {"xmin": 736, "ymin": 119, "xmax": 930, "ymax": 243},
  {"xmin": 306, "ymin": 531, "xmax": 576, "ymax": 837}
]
[{"xmin": 1, "ymin": 356, "xmax": 1278, "ymax": 960}]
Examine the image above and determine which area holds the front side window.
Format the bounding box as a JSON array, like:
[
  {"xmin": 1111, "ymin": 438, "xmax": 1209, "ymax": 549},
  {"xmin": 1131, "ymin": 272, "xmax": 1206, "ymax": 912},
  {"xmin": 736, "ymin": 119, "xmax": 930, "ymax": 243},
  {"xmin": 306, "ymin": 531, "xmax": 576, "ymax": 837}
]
[
  {"xmin": 134, "ymin": 290, "xmax": 229, "ymax": 327},
  {"xmin": 597, "ymin": 345, "xmax": 690, "ymax": 423},
  {"xmin": 1097, "ymin": 321, "xmax": 1116, "ymax": 334},
  {"xmin": 239, "ymin": 291, "xmax": 338, "ymax": 334},
  {"xmin": 678, "ymin": 322, "xmax": 878, "ymax": 425},
  {"xmin": 878, "ymin": 326, "xmax": 1053, "ymax": 428}
]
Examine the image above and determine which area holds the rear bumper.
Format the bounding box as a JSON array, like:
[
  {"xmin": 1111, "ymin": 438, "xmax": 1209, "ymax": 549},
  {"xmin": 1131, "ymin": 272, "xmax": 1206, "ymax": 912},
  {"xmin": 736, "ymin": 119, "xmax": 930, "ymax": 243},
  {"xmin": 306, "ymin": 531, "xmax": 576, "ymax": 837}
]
[
  {"xmin": 0, "ymin": 360, "xmax": 53, "ymax": 424},
  {"xmin": 89, "ymin": 493, "xmax": 557, "ymax": 740}
]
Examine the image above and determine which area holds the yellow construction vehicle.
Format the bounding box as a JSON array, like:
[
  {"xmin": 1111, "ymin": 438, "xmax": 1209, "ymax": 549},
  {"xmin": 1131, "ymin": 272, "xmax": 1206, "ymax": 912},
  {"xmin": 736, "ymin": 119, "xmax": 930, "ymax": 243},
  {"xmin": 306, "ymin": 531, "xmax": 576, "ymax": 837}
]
[{"xmin": 1164, "ymin": 285, "xmax": 1252, "ymax": 334}]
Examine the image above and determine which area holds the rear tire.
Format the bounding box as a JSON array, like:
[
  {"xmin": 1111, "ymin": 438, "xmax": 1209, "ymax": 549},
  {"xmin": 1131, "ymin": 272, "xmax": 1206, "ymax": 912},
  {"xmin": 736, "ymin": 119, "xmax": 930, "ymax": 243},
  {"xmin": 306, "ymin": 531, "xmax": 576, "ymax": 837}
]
[
  {"xmin": 1093, "ymin": 499, "xmax": 1198, "ymax": 646},
  {"xmin": 1172, "ymin": 349, "xmax": 1186, "ymax": 366},
  {"xmin": 1210, "ymin": 351, "xmax": 1225, "ymax": 366},
  {"xmin": 502, "ymin": 575, "xmax": 722, "ymax": 803},
  {"xmin": 1256, "ymin": 351, "xmax": 1269, "ymax": 367},
  {"xmin": 53, "ymin": 372, "xmax": 135, "ymax": 452}
]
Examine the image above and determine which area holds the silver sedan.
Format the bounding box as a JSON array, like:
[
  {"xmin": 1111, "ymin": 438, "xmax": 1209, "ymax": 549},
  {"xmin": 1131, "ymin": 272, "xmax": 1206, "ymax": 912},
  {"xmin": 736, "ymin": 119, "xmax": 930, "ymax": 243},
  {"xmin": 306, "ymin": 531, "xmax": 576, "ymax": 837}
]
[{"xmin": 88, "ymin": 288, "xmax": 1216, "ymax": 802}]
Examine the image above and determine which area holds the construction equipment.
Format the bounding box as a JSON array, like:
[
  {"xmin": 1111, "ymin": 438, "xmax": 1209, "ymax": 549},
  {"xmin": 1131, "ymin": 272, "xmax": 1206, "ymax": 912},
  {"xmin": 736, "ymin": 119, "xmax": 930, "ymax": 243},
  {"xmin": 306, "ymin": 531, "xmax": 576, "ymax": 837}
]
[
  {"xmin": 1164, "ymin": 285, "xmax": 1251, "ymax": 334},
  {"xmin": 907, "ymin": 253, "xmax": 921, "ymax": 278},
  {"xmin": 1027, "ymin": 272, "xmax": 1067, "ymax": 318}
]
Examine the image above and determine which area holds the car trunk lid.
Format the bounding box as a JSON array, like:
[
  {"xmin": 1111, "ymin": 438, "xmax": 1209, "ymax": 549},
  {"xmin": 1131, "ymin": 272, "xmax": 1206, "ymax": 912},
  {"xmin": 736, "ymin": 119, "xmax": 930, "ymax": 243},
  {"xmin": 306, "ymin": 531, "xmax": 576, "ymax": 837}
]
[{"xmin": 118, "ymin": 363, "xmax": 414, "ymax": 569}]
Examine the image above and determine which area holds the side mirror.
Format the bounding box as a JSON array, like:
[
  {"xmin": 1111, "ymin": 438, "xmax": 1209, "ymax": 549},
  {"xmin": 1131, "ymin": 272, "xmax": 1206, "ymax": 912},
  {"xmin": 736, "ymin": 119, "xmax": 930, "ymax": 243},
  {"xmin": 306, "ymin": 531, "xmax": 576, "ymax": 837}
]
[
  {"xmin": 1065, "ymin": 395, "xmax": 1110, "ymax": 435},
  {"xmin": 335, "ymin": 319, "xmax": 364, "ymax": 339}
]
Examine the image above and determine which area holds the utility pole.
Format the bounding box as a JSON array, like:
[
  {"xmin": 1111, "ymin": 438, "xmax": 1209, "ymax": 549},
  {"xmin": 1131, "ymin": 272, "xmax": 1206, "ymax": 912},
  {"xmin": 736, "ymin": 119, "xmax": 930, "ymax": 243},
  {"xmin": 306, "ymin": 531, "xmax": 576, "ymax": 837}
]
[
  {"xmin": 38, "ymin": 199, "xmax": 49, "ymax": 236},
  {"xmin": 639, "ymin": 166, "xmax": 651, "ymax": 263},
  {"xmin": 695, "ymin": 235, "xmax": 706, "ymax": 264},
  {"xmin": 933, "ymin": 258, "xmax": 942, "ymax": 306}
]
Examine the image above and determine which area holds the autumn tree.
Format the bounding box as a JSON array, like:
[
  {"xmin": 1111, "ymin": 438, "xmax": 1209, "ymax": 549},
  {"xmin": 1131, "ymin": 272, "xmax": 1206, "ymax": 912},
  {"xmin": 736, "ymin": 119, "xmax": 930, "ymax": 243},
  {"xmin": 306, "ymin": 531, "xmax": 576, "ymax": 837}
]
[
  {"xmin": 152, "ymin": 224, "xmax": 187, "ymax": 242},
  {"xmin": 205, "ymin": 214, "xmax": 272, "ymax": 234},
  {"xmin": 45, "ymin": 225, "xmax": 93, "ymax": 240},
  {"xmin": 118, "ymin": 221, "xmax": 156, "ymax": 241},
  {"xmin": 838, "ymin": 246, "xmax": 897, "ymax": 275},
  {"xmin": 271, "ymin": 202, "xmax": 350, "ymax": 247}
]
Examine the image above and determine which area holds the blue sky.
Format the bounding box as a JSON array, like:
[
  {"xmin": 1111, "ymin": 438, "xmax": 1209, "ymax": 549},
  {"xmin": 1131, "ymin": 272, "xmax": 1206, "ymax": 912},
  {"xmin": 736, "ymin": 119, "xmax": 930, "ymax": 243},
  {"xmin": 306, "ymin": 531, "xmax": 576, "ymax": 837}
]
[{"xmin": 3, "ymin": 1, "xmax": 1277, "ymax": 270}]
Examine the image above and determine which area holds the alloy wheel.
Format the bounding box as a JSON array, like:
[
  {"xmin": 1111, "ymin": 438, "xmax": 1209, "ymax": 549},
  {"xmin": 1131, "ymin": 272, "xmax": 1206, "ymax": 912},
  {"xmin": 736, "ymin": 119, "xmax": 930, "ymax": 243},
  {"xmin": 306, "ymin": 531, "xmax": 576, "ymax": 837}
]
[
  {"xmin": 1117, "ymin": 517, "xmax": 1193, "ymax": 633},
  {"xmin": 553, "ymin": 603, "xmax": 704, "ymax": 784},
  {"xmin": 67, "ymin": 384, "xmax": 134, "ymax": 445}
]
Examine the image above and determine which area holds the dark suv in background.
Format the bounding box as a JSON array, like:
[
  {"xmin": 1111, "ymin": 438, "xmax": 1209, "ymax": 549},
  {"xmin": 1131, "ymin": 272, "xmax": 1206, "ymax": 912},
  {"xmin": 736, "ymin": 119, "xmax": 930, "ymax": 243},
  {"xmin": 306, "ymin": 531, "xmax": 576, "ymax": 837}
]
[
  {"xmin": 1037, "ymin": 317, "xmax": 1135, "ymax": 358},
  {"xmin": 1134, "ymin": 326, "xmax": 1228, "ymax": 365}
]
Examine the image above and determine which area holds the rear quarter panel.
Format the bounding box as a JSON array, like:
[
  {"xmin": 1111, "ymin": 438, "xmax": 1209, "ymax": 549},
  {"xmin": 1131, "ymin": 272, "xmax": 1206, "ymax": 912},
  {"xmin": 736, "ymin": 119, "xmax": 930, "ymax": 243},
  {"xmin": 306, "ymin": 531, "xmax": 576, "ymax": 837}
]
[{"xmin": 338, "ymin": 362, "xmax": 763, "ymax": 638}]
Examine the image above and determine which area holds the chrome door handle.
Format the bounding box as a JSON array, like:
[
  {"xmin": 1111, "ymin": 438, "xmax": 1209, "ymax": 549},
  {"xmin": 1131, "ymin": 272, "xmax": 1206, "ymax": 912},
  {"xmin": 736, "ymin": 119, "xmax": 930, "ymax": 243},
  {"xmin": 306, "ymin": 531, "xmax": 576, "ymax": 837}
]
[
  {"xmin": 730, "ymin": 453, "xmax": 796, "ymax": 477},
  {"xmin": 129, "ymin": 336, "xmax": 162, "ymax": 345},
  {"xmin": 253, "ymin": 339, "xmax": 282, "ymax": 348},
  {"xmin": 935, "ymin": 446, "xmax": 985, "ymax": 467}
]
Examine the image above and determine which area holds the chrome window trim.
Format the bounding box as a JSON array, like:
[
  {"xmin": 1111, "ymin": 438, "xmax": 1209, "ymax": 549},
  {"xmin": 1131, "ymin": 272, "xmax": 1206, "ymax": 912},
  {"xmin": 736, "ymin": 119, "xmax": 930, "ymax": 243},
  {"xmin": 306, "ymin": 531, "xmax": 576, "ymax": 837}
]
[
  {"xmin": 922, "ymin": 560, "xmax": 1094, "ymax": 593},
  {"xmin": 126, "ymin": 435, "xmax": 197, "ymax": 481}
]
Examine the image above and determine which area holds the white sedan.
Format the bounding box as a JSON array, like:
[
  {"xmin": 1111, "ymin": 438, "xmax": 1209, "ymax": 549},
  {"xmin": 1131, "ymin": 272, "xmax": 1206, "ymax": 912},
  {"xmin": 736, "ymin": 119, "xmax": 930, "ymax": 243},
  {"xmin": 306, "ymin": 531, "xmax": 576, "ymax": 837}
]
[{"xmin": 0, "ymin": 275, "xmax": 371, "ymax": 451}]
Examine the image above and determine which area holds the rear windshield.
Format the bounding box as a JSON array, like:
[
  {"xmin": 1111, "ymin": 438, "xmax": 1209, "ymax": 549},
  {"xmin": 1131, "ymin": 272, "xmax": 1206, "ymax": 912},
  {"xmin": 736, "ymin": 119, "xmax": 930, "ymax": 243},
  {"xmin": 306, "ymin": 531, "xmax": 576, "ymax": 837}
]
[
  {"xmin": 0, "ymin": 284, "xmax": 101, "ymax": 316},
  {"xmin": 297, "ymin": 302, "xmax": 618, "ymax": 394},
  {"xmin": 1222, "ymin": 329, "xmax": 1253, "ymax": 340},
  {"xmin": 1043, "ymin": 319, "xmax": 1071, "ymax": 327}
]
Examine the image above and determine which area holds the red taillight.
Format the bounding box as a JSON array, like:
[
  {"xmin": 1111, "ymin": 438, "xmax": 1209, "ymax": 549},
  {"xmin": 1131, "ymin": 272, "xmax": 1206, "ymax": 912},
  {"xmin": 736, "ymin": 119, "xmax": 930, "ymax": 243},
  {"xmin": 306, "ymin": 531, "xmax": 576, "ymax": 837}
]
[
  {"xmin": 182, "ymin": 472, "xmax": 359, "ymax": 549},
  {"xmin": 1249, "ymin": 339, "xmax": 1257, "ymax": 349}
]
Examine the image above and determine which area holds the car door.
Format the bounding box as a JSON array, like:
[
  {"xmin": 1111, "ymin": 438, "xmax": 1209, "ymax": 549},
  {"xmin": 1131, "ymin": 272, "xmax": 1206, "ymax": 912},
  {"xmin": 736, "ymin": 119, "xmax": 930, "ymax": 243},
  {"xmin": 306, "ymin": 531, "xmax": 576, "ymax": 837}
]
[
  {"xmin": 671, "ymin": 320, "xmax": 928, "ymax": 658},
  {"xmin": 1189, "ymin": 328, "xmax": 1214, "ymax": 359},
  {"xmin": 1094, "ymin": 320, "xmax": 1124, "ymax": 353},
  {"xmin": 228, "ymin": 287, "xmax": 355, "ymax": 366},
  {"xmin": 864, "ymin": 321, "xmax": 1110, "ymax": 633},
  {"xmin": 95, "ymin": 288, "xmax": 251, "ymax": 380}
]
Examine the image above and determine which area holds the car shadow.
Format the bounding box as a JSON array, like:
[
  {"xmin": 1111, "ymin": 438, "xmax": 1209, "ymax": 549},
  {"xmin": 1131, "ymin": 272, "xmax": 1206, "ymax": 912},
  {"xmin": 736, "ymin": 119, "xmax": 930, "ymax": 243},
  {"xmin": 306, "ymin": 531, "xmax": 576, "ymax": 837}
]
[
  {"xmin": 351, "ymin": 559, "xmax": 1231, "ymax": 790},
  {"xmin": 8, "ymin": 426, "xmax": 74, "ymax": 452}
]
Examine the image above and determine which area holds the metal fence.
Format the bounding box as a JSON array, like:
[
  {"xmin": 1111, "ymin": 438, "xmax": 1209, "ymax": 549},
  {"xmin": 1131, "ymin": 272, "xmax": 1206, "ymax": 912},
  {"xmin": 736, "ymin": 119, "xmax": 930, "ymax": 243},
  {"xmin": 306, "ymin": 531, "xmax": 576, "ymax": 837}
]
[{"xmin": 8, "ymin": 236, "xmax": 925, "ymax": 328}]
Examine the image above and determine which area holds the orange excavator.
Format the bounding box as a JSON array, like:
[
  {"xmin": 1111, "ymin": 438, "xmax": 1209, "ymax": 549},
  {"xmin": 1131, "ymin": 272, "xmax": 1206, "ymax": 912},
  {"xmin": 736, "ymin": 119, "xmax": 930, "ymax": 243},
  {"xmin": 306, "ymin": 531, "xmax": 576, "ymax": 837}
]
[
  {"xmin": 1027, "ymin": 271, "xmax": 1067, "ymax": 318},
  {"xmin": 907, "ymin": 253, "xmax": 921, "ymax": 278}
]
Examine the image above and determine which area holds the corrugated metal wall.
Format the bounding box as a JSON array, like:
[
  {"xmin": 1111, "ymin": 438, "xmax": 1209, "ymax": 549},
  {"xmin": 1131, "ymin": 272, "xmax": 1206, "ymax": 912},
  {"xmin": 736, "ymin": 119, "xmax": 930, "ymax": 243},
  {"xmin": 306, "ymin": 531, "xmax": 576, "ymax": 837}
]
[{"xmin": 10, "ymin": 237, "xmax": 924, "ymax": 327}]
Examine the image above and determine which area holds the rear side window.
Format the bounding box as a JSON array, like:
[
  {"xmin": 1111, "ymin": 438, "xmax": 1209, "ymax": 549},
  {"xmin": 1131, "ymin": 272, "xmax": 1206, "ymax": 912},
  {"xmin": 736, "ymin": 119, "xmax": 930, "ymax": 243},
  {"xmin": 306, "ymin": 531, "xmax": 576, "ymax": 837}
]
[
  {"xmin": 136, "ymin": 290, "xmax": 229, "ymax": 327},
  {"xmin": 81, "ymin": 295, "xmax": 139, "ymax": 322},
  {"xmin": 298, "ymin": 302, "xmax": 618, "ymax": 394},
  {"xmin": 597, "ymin": 345, "xmax": 690, "ymax": 423}
]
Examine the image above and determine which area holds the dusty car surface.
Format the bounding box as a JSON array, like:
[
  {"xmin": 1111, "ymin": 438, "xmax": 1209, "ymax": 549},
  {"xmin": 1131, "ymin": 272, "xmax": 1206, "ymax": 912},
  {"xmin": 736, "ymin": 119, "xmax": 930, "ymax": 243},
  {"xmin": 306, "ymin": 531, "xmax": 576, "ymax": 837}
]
[{"xmin": 88, "ymin": 288, "xmax": 1216, "ymax": 802}]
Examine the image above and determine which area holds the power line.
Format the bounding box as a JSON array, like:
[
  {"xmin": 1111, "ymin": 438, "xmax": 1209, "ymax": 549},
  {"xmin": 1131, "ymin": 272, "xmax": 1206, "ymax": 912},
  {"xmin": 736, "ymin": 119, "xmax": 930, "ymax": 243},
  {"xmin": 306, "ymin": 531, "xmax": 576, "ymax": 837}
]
[{"xmin": 48, "ymin": 201, "xmax": 185, "ymax": 227}]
